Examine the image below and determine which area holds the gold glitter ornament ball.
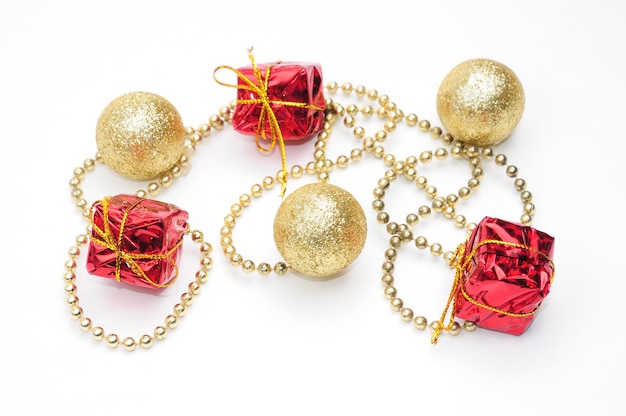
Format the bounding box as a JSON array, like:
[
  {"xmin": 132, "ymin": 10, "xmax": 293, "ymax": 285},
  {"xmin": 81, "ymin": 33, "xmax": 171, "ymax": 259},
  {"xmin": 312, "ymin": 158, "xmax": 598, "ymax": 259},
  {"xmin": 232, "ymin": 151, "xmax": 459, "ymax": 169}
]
[
  {"xmin": 96, "ymin": 91, "xmax": 185, "ymax": 180},
  {"xmin": 273, "ymin": 183, "xmax": 367, "ymax": 278},
  {"xmin": 436, "ymin": 58, "xmax": 525, "ymax": 146}
]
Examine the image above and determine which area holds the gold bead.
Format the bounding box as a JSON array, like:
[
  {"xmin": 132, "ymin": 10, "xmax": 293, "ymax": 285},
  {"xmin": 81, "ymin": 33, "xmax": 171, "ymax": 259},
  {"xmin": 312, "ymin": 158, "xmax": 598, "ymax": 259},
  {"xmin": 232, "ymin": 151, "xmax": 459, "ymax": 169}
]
[
  {"xmin": 381, "ymin": 274, "xmax": 394, "ymax": 285},
  {"xmin": 258, "ymin": 263, "xmax": 272, "ymax": 276},
  {"xmin": 437, "ymin": 59, "xmax": 525, "ymax": 146},
  {"xmin": 200, "ymin": 256, "xmax": 213, "ymax": 271},
  {"xmin": 399, "ymin": 229, "xmax": 413, "ymax": 242},
  {"xmin": 274, "ymin": 262, "xmax": 289, "ymax": 276},
  {"xmin": 196, "ymin": 269, "xmax": 209, "ymax": 284},
  {"xmin": 230, "ymin": 253, "xmax": 243, "ymax": 266},
  {"xmin": 384, "ymin": 285, "xmax": 397, "ymax": 299},
  {"xmin": 96, "ymin": 92, "xmax": 185, "ymax": 180},
  {"xmin": 326, "ymin": 81, "xmax": 338, "ymax": 93},
  {"xmin": 174, "ymin": 303, "xmax": 187, "ymax": 317},
  {"xmin": 429, "ymin": 321, "xmax": 440, "ymax": 332},
  {"xmin": 70, "ymin": 306, "xmax": 83, "ymax": 319},
  {"xmin": 64, "ymin": 283, "xmax": 77, "ymax": 295},
  {"xmin": 448, "ymin": 321, "xmax": 462, "ymax": 336},
  {"xmin": 147, "ymin": 182, "xmax": 160, "ymax": 196},
  {"xmin": 413, "ymin": 316, "xmax": 427, "ymax": 330},
  {"xmin": 64, "ymin": 271, "xmax": 75, "ymax": 283},
  {"xmin": 291, "ymin": 165, "xmax": 304, "ymax": 178},
  {"xmin": 122, "ymin": 337, "xmax": 137, "ymax": 351},
  {"xmin": 191, "ymin": 230, "xmax": 204, "ymax": 243},
  {"xmin": 239, "ymin": 194, "xmax": 252, "ymax": 207},
  {"xmin": 140, "ymin": 335, "xmax": 154, "ymax": 349},
  {"xmin": 251, "ymin": 184, "xmax": 263, "ymax": 197},
  {"xmin": 386, "ymin": 222, "xmax": 399, "ymax": 235},
  {"xmin": 181, "ymin": 292, "xmax": 194, "ymax": 306},
  {"xmin": 430, "ymin": 243, "xmax": 443, "ymax": 256},
  {"xmin": 415, "ymin": 236, "xmax": 428, "ymax": 249},
  {"xmin": 106, "ymin": 334, "xmax": 119, "ymax": 348},
  {"xmin": 165, "ymin": 315, "xmax": 178, "ymax": 329},
  {"xmin": 154, "ymin": 326, "xmax": 168, "ymax": 340},
  {"xmin": 79, "ymin": 317, "xmax": 92, "ymax": 331},
  {"xmin": 64, "ymin": 260, "xmax": 76, "ymax": 271},
  {"xmin": 390, "ymin": 297, "xmax": 403, "ymax": 311},
  {"xmin": 92, "ymin": 326, "xmax": 104, "ymax": 341},
  {"xmin": 463, "ymin": 321, "xmax": 477, "ymax": 332},
  {"xmin": 273, "ymin": 183, "xmax": 367, "ymax": 278},
  {"xmin": 400, "ymin": 308, "xmax": 414, "ymax": 322},
  {"xmin": 242, "ymin": 259, "xmax": 256, "ymax": 273},
  {"xmin": 187, "ymin": 281, "xmax": 202, "ymax": 296}
]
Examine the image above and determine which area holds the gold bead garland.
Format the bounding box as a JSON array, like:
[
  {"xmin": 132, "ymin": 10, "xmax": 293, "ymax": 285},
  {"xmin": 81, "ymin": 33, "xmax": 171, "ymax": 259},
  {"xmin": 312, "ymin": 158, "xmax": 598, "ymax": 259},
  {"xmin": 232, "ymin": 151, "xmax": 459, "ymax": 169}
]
[
  {"xmin": 64, "ymin": 227, "xmax": 213, "ymax": 351},
  {"xmin": 371, "ymin": 149, "xmax": 536, "ymax": 341}
]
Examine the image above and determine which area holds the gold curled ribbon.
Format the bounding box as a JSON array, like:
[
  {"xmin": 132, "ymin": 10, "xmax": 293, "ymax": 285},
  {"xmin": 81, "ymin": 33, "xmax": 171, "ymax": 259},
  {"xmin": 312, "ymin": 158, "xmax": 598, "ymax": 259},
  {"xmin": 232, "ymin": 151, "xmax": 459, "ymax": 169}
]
[
  {"xmin": 89, "ymin": 196, "xmax": 182, "ymax": 289},
  {"xmin": 431, "ymin": 239, "xmax": 555, "ymax": 344},
  {"xmin": 213, "ymin": 48, "xmax": 324, "ymax": 197}
]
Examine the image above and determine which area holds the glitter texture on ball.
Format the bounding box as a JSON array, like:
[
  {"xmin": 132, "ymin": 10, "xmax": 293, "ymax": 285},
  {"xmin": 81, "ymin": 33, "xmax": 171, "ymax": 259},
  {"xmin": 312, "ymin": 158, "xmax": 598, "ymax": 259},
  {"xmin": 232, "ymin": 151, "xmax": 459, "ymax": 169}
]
[
  {"xmin": 96, "ymin": 91, "xmax": 185, "ymax": 180},
  {"xmin": 436, "ymin": 58, "xmax": 525, "ymax": 146},
  {"xmin": 273, "ymin": 183, "xmax": 367, "ymax": 278}
]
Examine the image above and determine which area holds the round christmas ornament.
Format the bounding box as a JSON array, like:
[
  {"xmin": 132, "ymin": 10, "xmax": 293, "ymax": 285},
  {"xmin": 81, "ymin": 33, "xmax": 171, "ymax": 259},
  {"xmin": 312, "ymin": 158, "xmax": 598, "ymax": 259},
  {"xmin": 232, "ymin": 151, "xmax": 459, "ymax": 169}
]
[
  {"xmin": 96, "ymin": 91, "xmax": 186, "ymax": 180},
  {"xmin": 273, "ymin": 183, "xmax": 367, "ymax": 278},
  {"xmin": 436, "ymin": 58, "xmax": 525, "ymax": 146}
]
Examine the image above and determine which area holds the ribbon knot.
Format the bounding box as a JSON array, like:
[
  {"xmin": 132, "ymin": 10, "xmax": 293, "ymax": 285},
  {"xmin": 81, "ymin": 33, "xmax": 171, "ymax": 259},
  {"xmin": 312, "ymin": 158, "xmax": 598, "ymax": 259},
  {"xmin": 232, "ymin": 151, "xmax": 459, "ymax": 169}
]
[
  {"xmin": 214, "ymin": 48, "xmax": 324, "ymax": 197},
  {"xmin": 89, "ymin": 196, "xmax": 181, "ymax": 288}
]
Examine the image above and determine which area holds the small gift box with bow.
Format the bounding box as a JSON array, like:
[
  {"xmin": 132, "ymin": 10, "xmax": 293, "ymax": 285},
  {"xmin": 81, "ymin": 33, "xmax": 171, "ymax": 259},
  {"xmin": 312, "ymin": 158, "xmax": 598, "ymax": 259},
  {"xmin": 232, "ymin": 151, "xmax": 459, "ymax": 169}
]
[
  {"xmin": 229, "ymin": 57, "xmax": 326, "ymax": 141},
  {"xmin": 86, "ymin": 194, "xmax": 188, "ymax": 289},
  {"xmin": 453, "ymin": 216, "xmax": 555, "ymax": 335}
]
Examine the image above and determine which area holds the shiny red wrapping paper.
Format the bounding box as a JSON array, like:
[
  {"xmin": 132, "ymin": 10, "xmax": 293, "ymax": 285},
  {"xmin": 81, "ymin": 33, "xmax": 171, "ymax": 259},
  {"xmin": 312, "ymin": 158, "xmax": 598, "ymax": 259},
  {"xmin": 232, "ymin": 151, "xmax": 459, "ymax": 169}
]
[
  {"xmin": 86, "ymin": 194, "xmax": 188, "ymax": 289},
  {"xmin": 454, "ymin": 216, "xmax": 555, "ymax": 335},
  {"xmin": 232, "ymin": 62, "xmax": 326, "ymax": 140}
]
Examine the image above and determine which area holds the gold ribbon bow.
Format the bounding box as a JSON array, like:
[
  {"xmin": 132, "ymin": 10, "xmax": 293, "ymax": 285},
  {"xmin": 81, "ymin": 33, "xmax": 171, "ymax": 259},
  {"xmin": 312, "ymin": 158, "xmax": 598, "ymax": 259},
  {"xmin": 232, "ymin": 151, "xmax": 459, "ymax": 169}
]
[
  {"xmin": 431, "ymin": 239, "xmax": 555, "ymax": 344},
  {"xmin": 89, "ymin": 196, "xmax": 182, "ymax": 288},
  {"xmin": 213, "ymin": 48, "xmax": 324, "ymax": 197}
]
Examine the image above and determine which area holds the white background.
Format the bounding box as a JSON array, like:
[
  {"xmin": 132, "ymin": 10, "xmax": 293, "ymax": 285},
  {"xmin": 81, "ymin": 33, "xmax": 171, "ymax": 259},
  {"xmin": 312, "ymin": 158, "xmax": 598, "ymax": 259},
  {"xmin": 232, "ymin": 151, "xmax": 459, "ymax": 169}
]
[{"xmin": 1, "ymin": 1, "xmax": 624, "ymax": 415}]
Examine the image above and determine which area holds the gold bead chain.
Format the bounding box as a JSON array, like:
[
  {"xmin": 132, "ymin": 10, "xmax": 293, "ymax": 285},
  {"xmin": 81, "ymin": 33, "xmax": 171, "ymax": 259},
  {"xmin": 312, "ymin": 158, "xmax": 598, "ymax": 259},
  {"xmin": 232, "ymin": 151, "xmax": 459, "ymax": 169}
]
[
  {"xmin": 327, "ymin": 81, "xmax": 537, "ymax": 340},
  {"xmin": 371, "ymin": 151, "xmax": 536, "ymax": 341},
  {"xmin": 64, "ymin": 227, "xmax": 213, "ymax": 351}
]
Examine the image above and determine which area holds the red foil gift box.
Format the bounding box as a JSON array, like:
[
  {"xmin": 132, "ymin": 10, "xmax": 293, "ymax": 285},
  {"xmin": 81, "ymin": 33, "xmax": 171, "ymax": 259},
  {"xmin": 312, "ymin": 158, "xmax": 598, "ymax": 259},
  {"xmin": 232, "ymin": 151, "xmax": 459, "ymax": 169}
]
[
  {"xmin": 454, "ymin": 216, "xmax": 555, "ymax": 335},
  {"xmin": 231, "ymin": 61, "xmax": 326, "ymax": 140},
  {"xmin": 86, "ymin": 194, "xmax": 188, "ymax": 289}
]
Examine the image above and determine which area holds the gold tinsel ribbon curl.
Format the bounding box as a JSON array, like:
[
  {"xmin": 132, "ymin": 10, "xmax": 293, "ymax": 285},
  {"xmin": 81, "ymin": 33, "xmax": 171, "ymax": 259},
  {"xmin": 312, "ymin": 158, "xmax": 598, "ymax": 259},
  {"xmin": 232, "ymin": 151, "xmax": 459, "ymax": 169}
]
[
  {"xmin": 431, "ymin": 239, "xmax": 556, "ymax": 344},
  {"xmin": 89, "ymin": 196, "xmax": 182, "ymax": 289},
  {"xmin": 213, "ymin": 48, "xmax": 325, "ymax": 197}
]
